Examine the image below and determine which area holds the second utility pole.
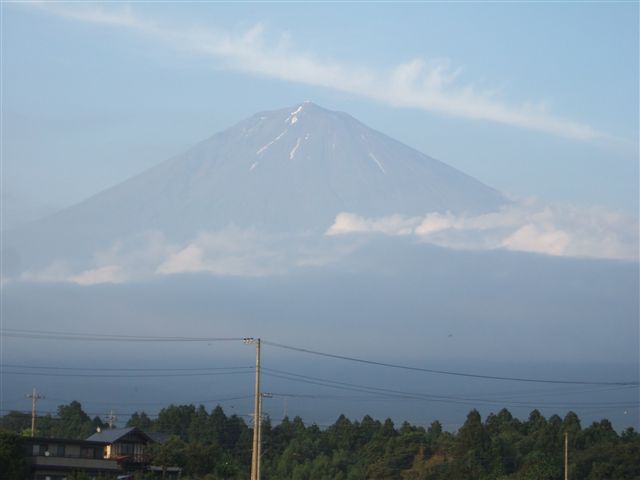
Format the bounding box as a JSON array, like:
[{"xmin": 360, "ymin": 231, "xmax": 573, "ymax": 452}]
[
  {"xmin": 26, "ymin": 387, "xmax": 44, "ymax": 437},
  {"xmin": 247, "ymin": 338, "xmax": 262, "ymax": 480},
  {"xmin": 564, "ymin": 432, "xmax": 569, "ymax": 480}
]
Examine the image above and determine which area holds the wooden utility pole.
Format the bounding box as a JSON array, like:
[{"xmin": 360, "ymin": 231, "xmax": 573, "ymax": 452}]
[
  {"xmin": 26, "ymin": 387, "xmax": 44, "ymax": 437},
  {"xmin": 256, "ymin": 393, "xmax": 263, "ymax": 479},
  {"xmin": 106, "ymin": 410, "xmax": 117, "ymax": 429},
  {"xmin": 257, "ymin": 392, "xmax": 272, "ymax": 478},
  {"xmin": 564, "ymin": 432, "xmax": 569, "ymax": 480},
  {"xmin": 245, "ymin": 338, "xmax": 261, "ymax": 480}
]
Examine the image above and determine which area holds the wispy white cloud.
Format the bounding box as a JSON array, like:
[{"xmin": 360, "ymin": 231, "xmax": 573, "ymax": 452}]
[
  {"xmin": 327, "ymin": 200, "xmax": 639, "ymax": 261},
  {"xmin": 38, "ymin": 3, "xmax": 143, "ymax": 28},
  {"xmin": 70, "ymin": 265, "xmax": 127, "ymax": 285},
  {"xmin": 19, "ymin": 260, "xmax": 75, "ymax": 284},
  {"xmin": 156, "ymin": 230, "xmax": 287, "ymax": 277},
  {"xmin": 328, "ymin": 213, "xmax": 421, "ymax": 237},
  {"xmin": 10, "ymin": 201, "xmax": 637, "ymax": 286},
  {"xmin": 13, "ymin": 228, "xmax": 354, "ymax": 285},
  {"xmin": 17, "ymin": 231, "xmax": 176, "ymax": 285},
  {"xmin": 18, "ymin": 261, "xmax": 127, "ymax": 286},
  {"xmin": 500, "ymin": 224, "xmax": 571, "ymax": 257},
  {"xmin": 30, "ymin": 3, "xmax": 603, "ymax": 141}
]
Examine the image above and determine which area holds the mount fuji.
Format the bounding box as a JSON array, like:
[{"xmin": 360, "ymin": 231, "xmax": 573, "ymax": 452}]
[
  {"xmin": 4, "ymin": 102, "xmax": 507, "ymax": 274},
  {"xmin": 2, "ymin": 105, "xmax": 638, "ymax": 432}
]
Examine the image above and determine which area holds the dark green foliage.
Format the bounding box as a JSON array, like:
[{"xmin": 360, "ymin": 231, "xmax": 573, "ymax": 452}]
[
  {"xmin": 155, "ymin": 404, "xmax": 197, "ymax": 441},
  {"xmin": 148, "ymin": 435, "xmax": 188, "ymax": 470},
  {"xmin": 19, "ymin": 401, "xmax": 108, "ymax": 439},
  {"xmin": 0, "ymin": 410, "xmax": 31, "ymax": 435},
  {"xmin": 127, "ymin": 411, "xmax": 153, "ymax": 430},
  {"xmin": 2, "ymin": 402, "xmax": 638, "ymax": 480},
  {"xmin": 66, "ymin": 472, "xmax": 93, "ymax": 480},
  {"xmin": 0, "ymin": 431, "xmax": 28, "ymax": 479}
]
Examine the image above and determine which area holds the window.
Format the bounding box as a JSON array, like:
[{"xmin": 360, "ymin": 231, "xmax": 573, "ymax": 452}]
[
  {"xmin": 118, "ymin": 442, "xmax": 135, "ymax": 455},
  {"xmin": 55, "ymin": 444, "xmax": 65, "ymax": 457}
]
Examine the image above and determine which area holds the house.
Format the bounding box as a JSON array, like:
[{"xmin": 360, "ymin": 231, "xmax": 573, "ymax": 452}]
[
  {"xmin": 86, "ymin": 426, "xmax": 154, "ymax": 465},
  {"xmin": 25, "ymin": 436, "xmax": 120, "ymax": 479},
  {"xmin": 25, "ymin": 427, "xmax": 181, "ymax": 479}
]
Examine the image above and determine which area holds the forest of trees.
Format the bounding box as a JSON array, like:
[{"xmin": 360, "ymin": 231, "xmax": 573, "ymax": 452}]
[{"xmin": 1, "ymin": 402, "xmax": 639, "ymax": 480}]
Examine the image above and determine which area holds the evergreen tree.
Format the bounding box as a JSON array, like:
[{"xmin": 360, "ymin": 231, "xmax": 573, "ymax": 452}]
[
  {"xmin": 127, "ymin": 411, "xmax": 153, "ymax": 430},
  {"xmin": 0, "ymin": 432, "xmax": 28, "ymax": 479},
  {"xmin": 3, "ymin": 402, "xmax": 639, "ymax": 480}
]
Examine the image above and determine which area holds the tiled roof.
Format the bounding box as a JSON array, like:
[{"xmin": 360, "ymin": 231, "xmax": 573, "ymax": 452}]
[{"xmin": 86, "ymin": 426, "xmax": 151, "ymax": 443}]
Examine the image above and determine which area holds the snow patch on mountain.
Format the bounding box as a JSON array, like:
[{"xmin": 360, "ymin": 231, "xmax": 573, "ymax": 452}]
[
  {"xmin": 290, "ymin": 138, "xmax": 302, "ymax": 160},
  {"xmin": 256, "ymin": 129, "xmax": 288, "ymax": 155},
  {"xmin": 286, "ymin": 105, "xmax": 304, "ymax": 125},
  {"xmin": 368, "ymin": 152, "xmax": 386, "ymax": 174}
]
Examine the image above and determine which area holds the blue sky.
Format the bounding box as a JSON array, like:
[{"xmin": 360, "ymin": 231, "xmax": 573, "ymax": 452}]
[
  {"xmin": 2, "ymin": 2, "xmax": 638, "ymax": 223},
  {"xmin": 2, "ymin": 3, "xmax": 639, "ymax": 429}
]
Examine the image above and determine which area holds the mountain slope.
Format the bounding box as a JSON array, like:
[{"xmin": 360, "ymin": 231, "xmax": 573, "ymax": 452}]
[{"xmin": 4, "ymin": 102, "xmax": 506, "ymax": 271}]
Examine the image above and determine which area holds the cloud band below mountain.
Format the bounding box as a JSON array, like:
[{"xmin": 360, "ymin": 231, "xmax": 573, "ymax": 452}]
[
  {"xmin": 7, "ymin": 200, "xmax": 636, "ymax": 287},
  {"xmin": 327, "ymin": 200, "xmax": 639, "ymax": 261}
]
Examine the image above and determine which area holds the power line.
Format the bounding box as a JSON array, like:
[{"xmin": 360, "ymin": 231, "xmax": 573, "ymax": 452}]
[
  {"xmin": 2, "ymin": 328, "xmax": 636, "ymax": 386},
  {"xmin": 1, "ymin": 328, "xmax": 245, "ymax": 342},
  {"xmin": 38, "ymin": 394, "xmax": 254, "ymax": 407},
  {"xmin": 262, "ymin": 368, "xmax": 640, "ymax": 410},
  {"xmin": 0, "ymin": 408, "xmax": 254, "ymax": 422},
  {"xmin": 262, "ymin": 340, "xmax": 639, "ymax": 386},
  {"xmin": 261, "ymin": 389, "xmax": 638, "ymax": 406},
  {"xmin": 5, "ymin": 367, "xmax": 635, "ymax": 399},
  {"xmin": 267, "ymin": 382, "xmax": 637, "ymax": 402},
  {"xmin": 1, "ymin": 370, "xmax": 253, "ymax": 378},
  {"xmin": 1, "ymin": 363, "xmax": 253, "ymax": 372},
  {"xmin": 466, "ymin": 384, "xmax": 638, "ymax": 400}
]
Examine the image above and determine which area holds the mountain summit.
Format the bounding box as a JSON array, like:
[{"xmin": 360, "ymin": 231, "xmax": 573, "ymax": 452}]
[{"xmin": 5, "ymin": 103, "xmax": 506, "ymax": 270}]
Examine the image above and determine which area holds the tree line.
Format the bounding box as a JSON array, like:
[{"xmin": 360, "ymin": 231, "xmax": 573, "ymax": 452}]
[{"xmin": 1, "ymin": 401, "xmax": 639, "ymax": 479}]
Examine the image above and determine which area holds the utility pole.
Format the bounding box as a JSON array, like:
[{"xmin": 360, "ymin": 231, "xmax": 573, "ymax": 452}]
[
  {"xmin": 26, "ymin": 387, "xmax": 44, "ymax": 437},
  {"xmin": 257, "ymin": 392, "xmax": 273, "ymax": 478},
  {"xmin": 244, "ymin": 337, "xmax": 261, "ymax": 480},
  {"xmin": 106, "ymin": 410, "xmax": 117, "ymax": 429},
  {"xmin": 564, "ymin": 432, "xmax": 569, "ymax": 480}
]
